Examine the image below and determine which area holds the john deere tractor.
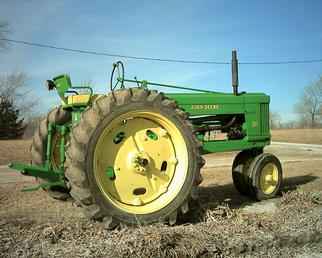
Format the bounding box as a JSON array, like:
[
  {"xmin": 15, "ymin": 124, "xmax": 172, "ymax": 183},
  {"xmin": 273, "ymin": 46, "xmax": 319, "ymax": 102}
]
[{"xmin": 10, "ymin": 51, "xmax": 283, "ymax": 227}]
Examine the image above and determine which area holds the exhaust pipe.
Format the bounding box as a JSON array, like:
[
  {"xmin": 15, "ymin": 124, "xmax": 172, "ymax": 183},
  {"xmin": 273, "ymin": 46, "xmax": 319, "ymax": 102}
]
[{"xmin": 231, "ymin": 50, "xmax": 239, "ymax": 95}]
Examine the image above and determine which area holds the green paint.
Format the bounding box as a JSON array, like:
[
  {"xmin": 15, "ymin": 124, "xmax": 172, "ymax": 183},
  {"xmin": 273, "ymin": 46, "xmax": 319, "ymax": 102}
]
[
  {"xmin": 9, "ymin": 162, "xmax": 65, "ymax": 183},
  {"xmin": 202, "ymin": 139, "xmax": 268, "ymax": 154},
  {"xmin": 146, "ymin": 129, "xmax": 158, "ymax": 141},
  {"xmin": 9, "ymin": 122, "xmax": 69, "ymax": 191},
  {"xmin": 51, "ymin": 73, "xmax": 93, "ymax": 107},
  {"xmin": 123, "ymin": 78, "xmax": 217, "ymax": 93},
  {"xmin": 165, "ymin": 92, "xmax": 270, "ymax": 146},
  {"xmin": 113, "ymin": 132, "xmax": 125, "ymax": 144},
  {"xmin": 106, "ymin": 166, "xmax": 116, "ymax": 180},
  {"xmin": 71, "ymin": 108, "xmax": 83, "ymax": 124},
  {"xmin": 57, "ymin": 125, "xmax": 68, "ymax": 170},
  {"xmin": 53, "ymin": 74, "xmax": 72, "ymax": 103},
  {"xmin": 121, "ymin": 77, "xmax": 270, "ymax": 151}
]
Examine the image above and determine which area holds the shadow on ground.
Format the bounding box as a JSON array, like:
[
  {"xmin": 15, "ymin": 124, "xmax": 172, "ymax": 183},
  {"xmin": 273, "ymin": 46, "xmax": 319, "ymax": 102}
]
[{"xmin": 181, "ymin": 174, "xmax": 318, "ymax": 224}]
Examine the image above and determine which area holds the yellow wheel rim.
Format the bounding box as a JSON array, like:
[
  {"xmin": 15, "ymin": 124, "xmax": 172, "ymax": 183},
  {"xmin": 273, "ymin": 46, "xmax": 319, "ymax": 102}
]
[
  {"xmin": 259, "ymin": 162, "xmax": 279, "ymax": 194},
  {"xmin": 93, "ymin": 110, "xmax": 189, "ymax": 214}
]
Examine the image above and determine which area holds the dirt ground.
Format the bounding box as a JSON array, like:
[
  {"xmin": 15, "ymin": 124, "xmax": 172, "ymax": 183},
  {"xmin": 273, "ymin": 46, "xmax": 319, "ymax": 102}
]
[{"xmin": 0, "ymin": 131, "xmax": 322, "ymax": 257}]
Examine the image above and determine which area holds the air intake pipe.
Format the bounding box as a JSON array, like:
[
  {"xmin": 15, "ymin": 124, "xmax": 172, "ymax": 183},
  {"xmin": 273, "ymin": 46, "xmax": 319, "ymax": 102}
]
[{"xmin": 232, "ymin": 50, "xmax": 239, "ymax": 95}]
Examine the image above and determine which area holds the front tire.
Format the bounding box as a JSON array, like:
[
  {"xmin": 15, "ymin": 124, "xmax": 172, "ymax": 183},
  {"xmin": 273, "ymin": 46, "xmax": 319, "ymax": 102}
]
[
  {"xmin": 232, "ymin": 149, "xmax": 262, "ymax": 196},
  {"xmin": 65, "ymin": 88, "xmax": 204, "ymax": 226},
  {"xmin": 249, "ymin": 153, "xmax": 283, "ymax": 200}
]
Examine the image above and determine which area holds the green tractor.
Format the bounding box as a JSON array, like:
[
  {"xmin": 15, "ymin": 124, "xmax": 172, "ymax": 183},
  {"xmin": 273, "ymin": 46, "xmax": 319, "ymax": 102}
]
[{"xmin": 10, "ymin": 50, "xmax": 283, "ymax": 227}]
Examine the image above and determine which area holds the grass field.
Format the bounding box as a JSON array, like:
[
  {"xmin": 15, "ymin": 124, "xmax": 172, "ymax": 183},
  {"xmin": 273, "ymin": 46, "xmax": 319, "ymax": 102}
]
[
  {"xmin": 271, "ymin": 128, "xmax": 322, "ymax": 144},
  {"xmin": 0, "ymin": 139, "xmax": 31, "ymax": 166}
]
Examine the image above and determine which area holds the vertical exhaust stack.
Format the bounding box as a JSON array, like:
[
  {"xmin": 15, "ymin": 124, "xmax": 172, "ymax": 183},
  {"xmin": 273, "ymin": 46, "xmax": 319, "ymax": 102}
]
[{"xmin": 231, "ymin": 49, "xmax": 239, "ymax": 95}]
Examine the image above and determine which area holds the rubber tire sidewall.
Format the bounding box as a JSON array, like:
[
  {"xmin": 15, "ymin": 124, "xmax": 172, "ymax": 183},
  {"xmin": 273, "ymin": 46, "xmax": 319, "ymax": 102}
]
[{"xmin": 232, "ymin": 149, "xmax": 262, "ymax": 196}]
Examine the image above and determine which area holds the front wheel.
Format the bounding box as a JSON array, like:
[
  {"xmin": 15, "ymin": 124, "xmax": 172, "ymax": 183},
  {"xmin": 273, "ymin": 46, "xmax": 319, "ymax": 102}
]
[{"xmin": 249, "ymin": 153, "xmax": 283, "ymax": 200}]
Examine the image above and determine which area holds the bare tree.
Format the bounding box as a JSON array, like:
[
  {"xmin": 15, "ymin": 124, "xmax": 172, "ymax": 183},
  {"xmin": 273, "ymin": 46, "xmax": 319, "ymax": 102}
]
[
  {"xmin": 269, "ymin": 111, "xmax": 282, "ymax": 129},
  {"xmin": 294, "ymin": 76, "xmax": 322, "ymax": 128},
  {"xmin": 281, "ymin": 120, "xmax": 297, "ymax": 129},
  {"xmin": 0, "ymin": 72, "xmax": 38, "ymax": 118},
  {"xmin": 23, "ymin": 115, "xmax": 42, "ymax": 138}
]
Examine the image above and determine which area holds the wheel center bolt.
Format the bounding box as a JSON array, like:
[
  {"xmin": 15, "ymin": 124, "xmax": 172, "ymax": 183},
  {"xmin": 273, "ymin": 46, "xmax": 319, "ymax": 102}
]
[
  {"xmin": 138, "ymin": 158, "xmax": 149, "ymax": 167},
  {"xmin": 132, "ymin": 152, "xmax": 151, "ymax": 173}
]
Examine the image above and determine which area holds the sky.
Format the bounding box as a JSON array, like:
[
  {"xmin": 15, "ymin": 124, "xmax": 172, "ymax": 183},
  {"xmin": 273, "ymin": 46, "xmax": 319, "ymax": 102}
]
[{"xmin": 1, "ymin": 0, "xmax": 322, "ymax": 121}]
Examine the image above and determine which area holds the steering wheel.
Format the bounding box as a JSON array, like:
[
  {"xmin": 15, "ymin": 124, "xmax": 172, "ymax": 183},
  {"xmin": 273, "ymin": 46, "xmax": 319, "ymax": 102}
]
[{"xmin": 110, "ymin": 61, "xmax": 125, "ymax": 91}]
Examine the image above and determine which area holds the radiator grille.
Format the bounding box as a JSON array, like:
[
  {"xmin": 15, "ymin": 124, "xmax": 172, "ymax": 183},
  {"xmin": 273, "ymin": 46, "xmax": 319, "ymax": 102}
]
[{"xmin": 260, "ymin": 103, "xmax": 270, "ymax": 136}]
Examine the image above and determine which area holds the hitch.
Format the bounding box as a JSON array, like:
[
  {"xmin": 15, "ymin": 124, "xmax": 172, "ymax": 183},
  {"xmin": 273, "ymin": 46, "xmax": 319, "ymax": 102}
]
[{"xmin": 8, "ymin": 162, "xmax": 66, "ymax": 192}]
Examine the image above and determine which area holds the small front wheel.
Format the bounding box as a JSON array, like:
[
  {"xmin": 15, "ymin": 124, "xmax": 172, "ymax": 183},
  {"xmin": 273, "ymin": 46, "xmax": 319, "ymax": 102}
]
[{"xmin": 249, "ymin": 153, "xmax": 283, "ymax": 200}]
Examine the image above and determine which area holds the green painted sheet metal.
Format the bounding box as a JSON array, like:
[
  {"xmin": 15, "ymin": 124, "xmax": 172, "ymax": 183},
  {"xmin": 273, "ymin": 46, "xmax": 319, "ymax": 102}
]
[
  {"xmin": 202, "ymin": 139, "xmax": 269, "ymax": 153},
  {"xmin": 165, "ymin": 91, "xmax": 271, "ymax": 151},
  {"xmin": 53, "ymin": 74, "xmax": 72, "ymax": 103},
  {"xmin": 166, "ymin": 92, "xmax": 269, "ymax": 115},
  {"xmin": 71, "ymin": 108, "xmax": 84, "ymax": 124},
  {"xmin": 8, "ymin": 162, "xmax": 65, "ymax": 183}
]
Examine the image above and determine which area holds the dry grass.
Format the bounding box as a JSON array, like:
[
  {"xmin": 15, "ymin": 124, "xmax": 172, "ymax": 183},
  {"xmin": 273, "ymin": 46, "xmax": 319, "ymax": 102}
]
[
  {"xmin": 271, "ymin": 128, "xmax": 322, "ymax": 144},
  {"xmin": 0, "ymin": 139, "xmax": 31, "ymax": 165},
  {"xmin": 0, "ymin": 186, "xmax": 321, "ymax": 257}
]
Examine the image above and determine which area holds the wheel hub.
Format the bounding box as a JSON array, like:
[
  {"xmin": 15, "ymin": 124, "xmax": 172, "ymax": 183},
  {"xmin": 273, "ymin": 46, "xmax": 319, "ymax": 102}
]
[
  {"xmin": 260, "ymin": 162, "xmax": 278, "ymax": 194},
  {"xmin": 131, "ymin": 152, "xmax": 151, "ymax": 173}
]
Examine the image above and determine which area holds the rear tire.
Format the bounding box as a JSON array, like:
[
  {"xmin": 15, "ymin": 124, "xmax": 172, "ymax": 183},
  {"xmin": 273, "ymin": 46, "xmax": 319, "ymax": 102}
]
[
  {"xmin": 31, "ymin": 106, "xmax": 71, "ymax": 201},
  {"xmin": 65, "ymin": 88, "xmax": 204, "ymax": 226}
]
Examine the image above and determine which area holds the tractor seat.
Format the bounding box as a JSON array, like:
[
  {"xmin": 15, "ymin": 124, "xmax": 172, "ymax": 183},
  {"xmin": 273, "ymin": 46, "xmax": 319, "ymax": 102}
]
[{"xmin": 67, "ymin": 94, "xmax": 91, "ymax": 106}]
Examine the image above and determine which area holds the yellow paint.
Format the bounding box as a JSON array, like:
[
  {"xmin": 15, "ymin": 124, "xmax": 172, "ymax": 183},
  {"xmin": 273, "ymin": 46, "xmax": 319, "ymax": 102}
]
[
  {"xmin": 67, "ymin": 94, "xmax": 91, "ymax": 105},
  {"xmin": 259, "ymin": 162, "xmax": 279, "ymax": 194},
  {"xmin": 93, "ymin": 110, "xmax": 188, "ymax": 214}
]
